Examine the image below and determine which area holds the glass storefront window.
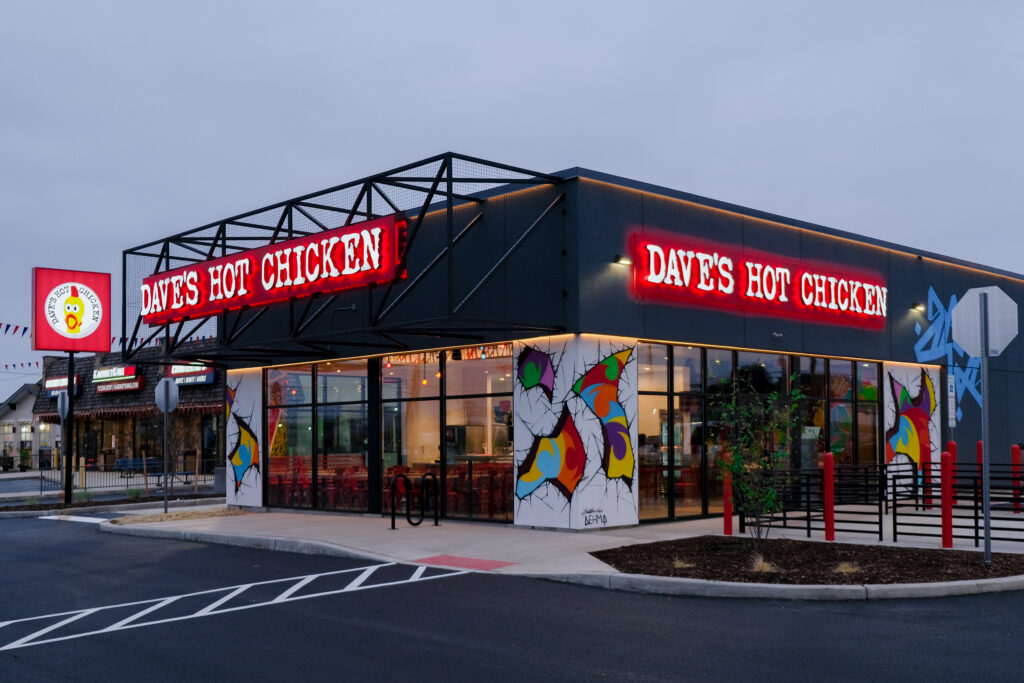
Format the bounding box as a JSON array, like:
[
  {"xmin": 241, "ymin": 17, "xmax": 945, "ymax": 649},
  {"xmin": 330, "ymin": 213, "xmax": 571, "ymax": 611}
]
[
  {"xmin": 830, "ymin": 360, "xmax": 853, "ymax": 400},
  {"xmin": 267, "ymin": 365, "xmax": 313, "ymax": 406},
  {"xmin": 444, "ymin": 397, "xmax": 513, "ymax": 521},
  {"xmin": 675, "ymin": 395, "xmax": 704, "ymax": 516},
  {"xmin": 317, "ymin": 360, "xmax": 368, "ymax": 404},
  {"xmin": 318, "ymin": 403, "xmax": 369, "ymax": 511},
  {"xmin": 798, "ymin": 399, "xmax": 827, "ymax": 469},
  {"xmin": 706, "ymin": 349, "xmax": 733, "ymax": 394},
  {"xmin": 736, "ymin": 352, "xmax": 788, "ymax": 394},
  {"xmin": 382, "ymin": 400, "xmax": 439, "ymax": 469},
  {"xmin": 445, "ymin": 355, "xmax": 514, "ymax": 396},
  {"xmin": 829, "ymin": 400, "xmax": 854, "ymax": 464},
  {"xmin": 797, "ymin": 356, "xmax": 827, "ymax": 399},
  {"xmin": 381, "ymin": 399, "xmax": 440, "ymax": 513},
  {"xmin": 674, "ymin": 346, "xmax": 702, "ymax": 392},
  {"xmin": 857, "ymin": 404, "xmax": 879, "ymax": 465},
  {"xmin": 637, "ymin": 395, "xmax": 669, "ymax": 520},
  {"xmin": 636, "ymin": 343, "xmax": 669, "ymax": 392},
  {"xmin": 445, "ymin": 398, "xmax": 513, "ymax": 460},
  {"xmin": 267, "ymin": 406, "xmax": 314, "ymax": 509},
  {"xmin": 857, "ymin": 362, "xmax": 880, "ymax": 401},
  {"xmin": 382, "ymin": 353, "xmax": 440, "ymax": 400}
]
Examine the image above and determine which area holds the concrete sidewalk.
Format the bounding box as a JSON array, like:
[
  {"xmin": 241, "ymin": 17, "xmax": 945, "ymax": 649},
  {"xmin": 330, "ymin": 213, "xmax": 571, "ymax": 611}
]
[{"xmin": 95, "ymin": 507, "xmax": 1024, "ymax": 600}]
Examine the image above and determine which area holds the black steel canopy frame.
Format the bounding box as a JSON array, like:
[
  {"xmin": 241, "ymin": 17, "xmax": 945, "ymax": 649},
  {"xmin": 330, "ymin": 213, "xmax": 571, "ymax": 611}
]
[{"xmin": 122, "ymin": 152, "xmax": 566, "ymax": 364}]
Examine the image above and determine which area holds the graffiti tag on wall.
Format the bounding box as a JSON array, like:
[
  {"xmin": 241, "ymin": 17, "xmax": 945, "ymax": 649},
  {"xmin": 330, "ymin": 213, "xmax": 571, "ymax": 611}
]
[{"xmin": 912, "ymin": 286, "xmax": 981, "ymax": 420}]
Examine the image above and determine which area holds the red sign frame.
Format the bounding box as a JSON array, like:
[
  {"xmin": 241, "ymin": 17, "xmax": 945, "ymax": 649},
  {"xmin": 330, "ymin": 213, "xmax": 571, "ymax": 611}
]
[
  {"xmin": 32, "ymin": 268, "xmax": 112, "ymax": 353},
  {"xmin": 631, "ymin": 230, "xmax": 889, "ymax": 330},
  {"xmin": 141, "ymin": 215, "xmax": 405, "ymax": 326}
]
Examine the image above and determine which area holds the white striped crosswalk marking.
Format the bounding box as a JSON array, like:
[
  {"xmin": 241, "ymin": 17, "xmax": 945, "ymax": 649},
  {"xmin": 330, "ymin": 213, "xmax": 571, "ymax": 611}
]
[{"xmin": 0, "ymin": 563, "xmax": 465, "ymax": 651}]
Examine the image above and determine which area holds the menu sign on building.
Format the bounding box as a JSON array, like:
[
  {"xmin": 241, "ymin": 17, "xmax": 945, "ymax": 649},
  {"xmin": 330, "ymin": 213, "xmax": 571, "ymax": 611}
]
[
  {"xmin": 140, "ymin": 215, "xmax": 405, "ymax": 326},
  {"xmin": 93, "ymin": 365, "xmax": 144, "ymax": 393},
  {"xmin": 44, "ymin": 375, "xmax": 81, "ymax": 397},
  {"xmin": 169, "ymin": 363, "xmax": 215, "ymax": 386}
]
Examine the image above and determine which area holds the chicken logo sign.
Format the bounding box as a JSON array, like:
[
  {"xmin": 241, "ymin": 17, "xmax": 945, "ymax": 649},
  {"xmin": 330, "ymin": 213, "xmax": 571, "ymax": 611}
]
[{"xmin": 32, "ymin": 268, "xmax": 111, "ymax": 353}]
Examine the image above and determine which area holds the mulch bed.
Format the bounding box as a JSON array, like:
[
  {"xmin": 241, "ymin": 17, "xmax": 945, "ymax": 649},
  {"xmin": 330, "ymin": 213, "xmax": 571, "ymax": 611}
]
[{"xmin": 591, "ymin": 535, "xmax": 1024, "ymax": 584}]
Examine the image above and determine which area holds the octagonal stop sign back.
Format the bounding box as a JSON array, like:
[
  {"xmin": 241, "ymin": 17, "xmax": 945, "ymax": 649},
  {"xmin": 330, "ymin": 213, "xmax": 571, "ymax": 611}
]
[{"xmin": 951, "ymin": 286, "xmax": 1019, "ymax": 357}]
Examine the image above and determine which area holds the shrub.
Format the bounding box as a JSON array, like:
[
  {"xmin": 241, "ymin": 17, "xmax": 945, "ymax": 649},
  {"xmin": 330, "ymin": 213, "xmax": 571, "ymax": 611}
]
[
  {"xmin": 73, "ymin": 490, "xmax": 93, "ymax": 503},
  {"xmin": 126, "ymin": 488, "xmax": 142, "ymax": 501}
]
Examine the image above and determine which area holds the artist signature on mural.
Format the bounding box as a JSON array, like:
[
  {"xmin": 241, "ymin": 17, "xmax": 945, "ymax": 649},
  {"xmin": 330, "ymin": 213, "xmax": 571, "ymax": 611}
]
[{"xmin": 582, "ymin": 507, "xmax": 607, "ymax": 526}]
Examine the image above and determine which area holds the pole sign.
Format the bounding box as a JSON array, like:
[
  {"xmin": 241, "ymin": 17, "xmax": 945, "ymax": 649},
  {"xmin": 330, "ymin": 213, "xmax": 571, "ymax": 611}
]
[
  {"xmin": 56, "ymin": 390, "xmax": 69, "ymax": 421},
  {"xmin": 951, "ymin": 286, "xmax": 1018, "ymax": 358},
  {"xmin": 155, "ymin": 377, "xmax": 179, "ymax": 414},
  {"xmin": 946, "ymin": 376, "xmax": 956, "ymax": 429},
  {"xmin": 140, "ymin": 215, "xmax": 405, "ymax": 326},
  {"xmin": 32, "ymin": 268, "xmax": 111, "ymax": 353},
  {"xmin": 631, "ymin": 232, "xmax": 888, "ymax": 329}
]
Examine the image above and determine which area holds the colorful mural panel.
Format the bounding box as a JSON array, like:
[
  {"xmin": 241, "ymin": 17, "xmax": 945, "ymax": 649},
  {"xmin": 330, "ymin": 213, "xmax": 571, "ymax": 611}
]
[
  {"xmin": 572, "ymin": 350, "xmax": 635, "ymax": 484},
  {"xmin": 226, "ymin": 368, "xmax": 263, "ymax": 506},
  {"xmin": 513, "ymin": 335, "xmax": 638, "ymax": 530},
  {"xmin": 516, "ymin": 405, "xmax": 586, "ymax": 499},
  {"xmin": 883, "ymin": 363, "xmax": 940, "ymax": 486}
]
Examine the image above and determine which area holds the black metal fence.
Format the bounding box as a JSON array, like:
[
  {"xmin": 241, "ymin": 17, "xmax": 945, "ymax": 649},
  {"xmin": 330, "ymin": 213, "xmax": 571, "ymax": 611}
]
[
  {"xmin": 890, "ymin": 464, "xmax": 1024, "ymax": 545},
  {"xmin": 737, "ymin": 461, "xmax": 1024, "ymax": 547},
  {"xmin": 36, "ymin": 457, "xmax": 221, "ymax": 500},
  {"xmin": 753, "ymin": 465, "xmax": 886, "ymax": 541}
]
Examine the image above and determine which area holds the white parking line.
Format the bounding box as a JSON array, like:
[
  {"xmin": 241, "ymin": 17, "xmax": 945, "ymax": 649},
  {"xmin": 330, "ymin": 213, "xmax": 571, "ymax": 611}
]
[{"xmin": 0, "ymin": 563, "xmax": 466, "ymax": 651}]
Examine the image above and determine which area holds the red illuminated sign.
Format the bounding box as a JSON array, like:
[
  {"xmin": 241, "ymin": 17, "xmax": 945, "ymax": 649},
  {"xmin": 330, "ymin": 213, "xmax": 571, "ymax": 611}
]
[
  {"xmin": 631, "ymin": 232, "xmax": 888, "ymax": 329},
  {"xmin": 141, "ymin": 215, "xmax": 405, "ymax": 326},
  {"xmin": 32, "ymin": 268, "xmax": 112, "ymax": 353}
]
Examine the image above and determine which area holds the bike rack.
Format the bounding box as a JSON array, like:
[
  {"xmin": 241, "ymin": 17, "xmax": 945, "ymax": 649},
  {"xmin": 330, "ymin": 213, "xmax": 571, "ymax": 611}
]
[{"xmin": 390, "ymin": 472, "xmax": 440, "ymax": 529}]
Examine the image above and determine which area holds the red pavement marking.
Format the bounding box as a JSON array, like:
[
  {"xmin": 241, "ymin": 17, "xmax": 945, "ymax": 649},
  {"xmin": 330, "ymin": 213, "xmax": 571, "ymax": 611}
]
[{"xmin": 414, "ymin": 554, "xmax": 517, "ymax": 570}]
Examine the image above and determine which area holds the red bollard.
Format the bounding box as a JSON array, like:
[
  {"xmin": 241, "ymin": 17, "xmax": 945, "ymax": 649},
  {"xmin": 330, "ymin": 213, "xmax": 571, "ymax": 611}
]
[
  {"xmin": 977, "ymin": 440, "xmax": 984, "ymax": 478},
  {"xmin": 947, "ymin": 440, "xmax": 958, "ymax": 505},
  {"xmin": 941, "ymin": 451, "xmax": 952, "ymax": 548},
  {"xmin": 1013, "ymin": 444, "xmax": 1021, "ymax": 514},
  {"xmin": 824, "ymin": 453, "xmax": 835, "ymax": 542},
  {"xmin": 723, "ymin": 470, "xmax": 733, "ymax": 536}
]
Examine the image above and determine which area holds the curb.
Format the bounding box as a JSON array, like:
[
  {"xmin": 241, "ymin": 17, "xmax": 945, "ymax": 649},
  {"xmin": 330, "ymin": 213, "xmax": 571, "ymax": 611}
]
[
  {"xmin": 0, "ymin": 497, "xmax": 226, "ymax": 519},
  {"xmin": 94, "ymin": 522, "xmax": 1024, "ymax": 601},
  {"xmin": 524, "ymin": 571, "xmax": 1024, "ymax": 600},
  {"xmin": 98, "ymin": 521, "xmax": 396, "ymax": 565}
]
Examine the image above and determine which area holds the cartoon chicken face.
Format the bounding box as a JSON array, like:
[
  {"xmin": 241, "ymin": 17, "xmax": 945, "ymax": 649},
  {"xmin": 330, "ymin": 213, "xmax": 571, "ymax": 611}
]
[{"xmin": 64, "ymin": 286, "xmax": 84, "ymax": 334}]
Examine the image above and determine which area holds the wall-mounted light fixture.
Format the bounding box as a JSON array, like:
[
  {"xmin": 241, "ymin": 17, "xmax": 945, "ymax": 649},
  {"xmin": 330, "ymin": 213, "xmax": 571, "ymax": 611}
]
[
  {"xmin": 911, "ymin": 302, "xmax": 926, "ymax": 312},
  {"xmin": 613, "ymin": 255, "xmax": 632, "ymax": 265}
]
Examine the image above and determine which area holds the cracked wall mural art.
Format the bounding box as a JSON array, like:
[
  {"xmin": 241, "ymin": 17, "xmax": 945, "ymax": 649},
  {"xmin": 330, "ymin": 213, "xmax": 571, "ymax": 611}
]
[
  {"xmin": 883, "ymin": 363, "xmax": 940, "ymax": 491},
  {"xmin": 573, "ymin": 350, "xmax": 635, "ymax": 485},
  {"xmin": 513, "ymin": 335, "xmax": 639, "ymax": 529},
  {"xmin": 226, "ymin": 368, "xmax": 263, "ymax": 506}
]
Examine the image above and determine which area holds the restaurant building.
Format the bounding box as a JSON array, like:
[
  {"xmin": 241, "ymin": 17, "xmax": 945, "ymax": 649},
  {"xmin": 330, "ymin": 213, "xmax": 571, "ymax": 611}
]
[
  {"xmin": 121, "ymin": 153, "xmax": 1024, "ymax": 529},
  {"xmin": 33, "ymin": 347, "xmax": 225, "ymax": 472}
]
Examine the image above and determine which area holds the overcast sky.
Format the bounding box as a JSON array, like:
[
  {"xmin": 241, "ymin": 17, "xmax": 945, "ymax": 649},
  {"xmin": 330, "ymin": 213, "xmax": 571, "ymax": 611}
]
[{"xmin": 1, "ymin": 1, "xmax": 1022, "ymax": 397}]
